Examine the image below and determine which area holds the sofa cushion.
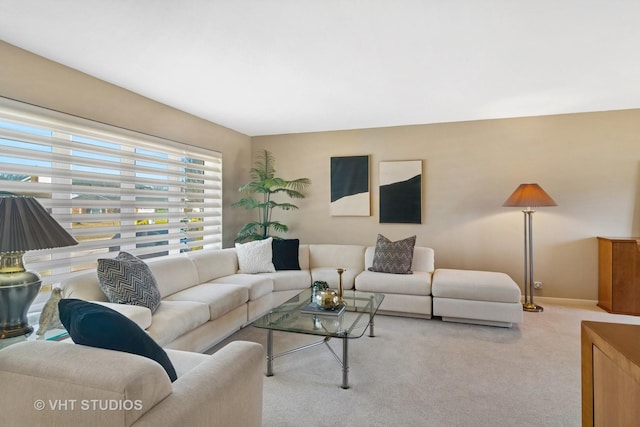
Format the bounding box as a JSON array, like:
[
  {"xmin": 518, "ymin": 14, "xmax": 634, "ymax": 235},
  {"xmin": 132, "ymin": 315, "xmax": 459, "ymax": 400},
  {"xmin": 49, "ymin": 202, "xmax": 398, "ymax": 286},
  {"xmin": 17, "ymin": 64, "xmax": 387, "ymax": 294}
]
[
  {"xmin": 431, "ymin": 269, "xmax": 521, "ymax": 303},
  {"xmin": 163, "ymin": 283, "xmax": 249, "ymax": 320},
  {"xmin": 212, "ymin": 274, "xmax": 274, "ymax": 300},
  {"xmin": 146, "ymin": 255, "xmax": 200, "ymax": 298},
  {"xmin": 188, "ymin": 248, "xmax": 238, "ymax": 282},
  {"xmin": 272, "ymin": 238, "xmax": 301, "ymax": 270},
  {"xmin": 97, "ymin": 252, "xmax": 162, "ymax": 313},
  {"xmin": 365, "ymin": 246, "xmax": 435, "ymax": 273},
  {"xmin": 309, "ymin": 244, "xmax": 365, "ymax": 269},
  {"xmin": 92, "ymin": 301, "xmax": 153, "ymax": 330},
  {"xmin": 368, "ymin": 234, "xmax": 416, "ymax": 274},
  {"xmin": 165, "ymin": 348, "xmax": 211, "ymax": 378},
  {"xmin": 311, "ymin": 267, "xmax": 359, "ymax": 290},
  {"xmin": 355, "ymin": 270, "xmax": 432, "ymax": 296},
  {"xmin": 259, "ymin": 270, "xmax": 312, "ymax": 292},
  {"xmin": 62, "ymin": 270, "xmax": 109, "ymax": 302},
  {"xmin": 236, "ymin": 237, "xmax": 276, "ymax": 274},
  {"xmin": 298, "ymin": 244, "xmax": 311, "ymax": 270},
  {"xmin": 145, "ymin": 300, "xmax": 210, "ymax": 347},
  {"xmin": 58, "ymin": 299, "xmax": 177, "ymax": 382}
]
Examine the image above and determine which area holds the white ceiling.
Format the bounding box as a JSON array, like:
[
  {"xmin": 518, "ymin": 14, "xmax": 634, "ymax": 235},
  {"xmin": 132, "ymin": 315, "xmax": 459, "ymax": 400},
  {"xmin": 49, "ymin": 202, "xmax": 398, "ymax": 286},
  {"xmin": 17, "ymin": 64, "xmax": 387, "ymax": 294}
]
[{"xmin": 1, "ymin": 1, "xmax": 639, "ymax": 136}]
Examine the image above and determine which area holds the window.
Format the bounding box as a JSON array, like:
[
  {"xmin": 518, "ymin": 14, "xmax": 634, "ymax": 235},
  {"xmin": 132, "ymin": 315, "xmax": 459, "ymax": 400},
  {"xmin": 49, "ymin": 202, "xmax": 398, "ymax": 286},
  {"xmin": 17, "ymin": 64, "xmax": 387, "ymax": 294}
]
[{"xmin": 0, "ymin": 97, "xmax": 222, "ymax": 293}]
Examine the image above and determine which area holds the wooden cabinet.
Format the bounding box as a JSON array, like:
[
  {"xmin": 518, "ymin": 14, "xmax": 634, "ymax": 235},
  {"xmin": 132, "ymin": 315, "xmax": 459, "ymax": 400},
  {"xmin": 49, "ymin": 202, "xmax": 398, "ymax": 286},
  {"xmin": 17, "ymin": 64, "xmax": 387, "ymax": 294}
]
[
  {"xmin": 581, "ymin": 321, "xmax": 640, "ymax": 426},
  {"xmin": 597, "ymin": 237, "xmax": 640, "ymax": 315}
]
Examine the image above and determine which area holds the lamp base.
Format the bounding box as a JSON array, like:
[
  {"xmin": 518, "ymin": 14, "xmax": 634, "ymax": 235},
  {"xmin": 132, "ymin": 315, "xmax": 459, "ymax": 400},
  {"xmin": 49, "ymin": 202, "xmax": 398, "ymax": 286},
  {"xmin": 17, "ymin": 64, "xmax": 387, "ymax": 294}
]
[
  {"xmin": 0, "ymin": 324, "xmax": 34, "ymax": 339},
  {"xmin": 523, "ymin": 302, "xmax": 543, "ymax": 312},
  {"xmin": 0, "ymin": 264, "xmax": 42, "ymax": 339}
]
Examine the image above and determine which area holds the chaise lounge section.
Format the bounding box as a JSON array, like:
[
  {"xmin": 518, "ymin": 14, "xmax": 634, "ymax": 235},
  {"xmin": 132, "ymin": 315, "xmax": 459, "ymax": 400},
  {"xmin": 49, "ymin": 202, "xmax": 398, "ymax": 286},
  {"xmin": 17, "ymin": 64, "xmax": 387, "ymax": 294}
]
[{"xmin": 432, "ymin": 269, "xmax": 524, "ymax": 327}]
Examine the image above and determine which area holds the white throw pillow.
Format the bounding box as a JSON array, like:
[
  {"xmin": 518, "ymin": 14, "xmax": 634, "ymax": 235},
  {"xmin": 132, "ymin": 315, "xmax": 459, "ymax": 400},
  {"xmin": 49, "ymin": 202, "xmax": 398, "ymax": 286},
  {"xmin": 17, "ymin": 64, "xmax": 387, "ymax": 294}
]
[{"xmin": 235, "ymin": 237, "xmax": 276, "ymax": 274}]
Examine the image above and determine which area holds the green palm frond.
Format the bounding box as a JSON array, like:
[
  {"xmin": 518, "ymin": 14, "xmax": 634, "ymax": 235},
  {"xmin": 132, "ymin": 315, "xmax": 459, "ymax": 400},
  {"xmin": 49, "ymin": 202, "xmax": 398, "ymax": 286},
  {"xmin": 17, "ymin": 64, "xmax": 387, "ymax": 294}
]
[
  {"xmin": 273, "ymin": 202, "xmax": 299, "ymax": 211},
  {"xmin": 271, "ymin": 188, "xmax": 307, "ymax": 199},
  {"xmin": 233, "ymin": 150, "xmax": 310, "ymax": 242},
  {"xmin": 249, "ymin": 149, "xmax": 276, "ymax": 181},
  {"xmin": 266, "ymin": 221, "xmax": 289, "ymax": 233},
  {"xmin": 286, "ymin": 177, "xmax": 312, "ymax": 191},
  {"xmin": 231, "ymin": 197, "xmax": 261, "ymax": 209}
]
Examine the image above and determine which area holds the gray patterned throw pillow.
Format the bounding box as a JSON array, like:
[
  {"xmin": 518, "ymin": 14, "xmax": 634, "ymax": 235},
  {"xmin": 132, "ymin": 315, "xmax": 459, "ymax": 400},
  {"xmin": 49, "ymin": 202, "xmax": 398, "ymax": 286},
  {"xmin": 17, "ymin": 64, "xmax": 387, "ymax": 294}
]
[
  {"xmin": 368, "ymin": 234, "xmax": 416, "ymax": 274},
  {"xmin": 97, "ymin": 252, "xmax": 161, "ymax": 313}
]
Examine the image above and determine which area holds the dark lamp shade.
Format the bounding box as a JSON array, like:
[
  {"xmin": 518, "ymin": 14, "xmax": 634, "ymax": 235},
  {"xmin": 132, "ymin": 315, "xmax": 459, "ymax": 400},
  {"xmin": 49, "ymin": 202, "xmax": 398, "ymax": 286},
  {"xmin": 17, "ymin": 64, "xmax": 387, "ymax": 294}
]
[
  {"xmin": 503, "ymin": 184, "xmax": 557, "ymax": 208},
  {"xmin": 0, "ymin": 196, "xmax": 78, "ymax": 252}
]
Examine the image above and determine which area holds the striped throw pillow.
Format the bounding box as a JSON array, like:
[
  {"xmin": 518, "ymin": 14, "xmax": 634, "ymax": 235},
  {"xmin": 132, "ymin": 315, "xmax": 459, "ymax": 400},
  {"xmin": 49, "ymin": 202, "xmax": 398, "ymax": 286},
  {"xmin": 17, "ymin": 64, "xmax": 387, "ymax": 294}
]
[{"xmin": 368, "ymin": 234, "xmax": 416, "ymax": 274}]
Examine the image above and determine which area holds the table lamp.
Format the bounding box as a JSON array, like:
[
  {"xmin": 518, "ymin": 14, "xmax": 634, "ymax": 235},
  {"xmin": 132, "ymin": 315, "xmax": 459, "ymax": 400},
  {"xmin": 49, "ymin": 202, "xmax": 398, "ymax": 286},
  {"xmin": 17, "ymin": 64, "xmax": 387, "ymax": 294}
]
[
  {"xmin": 0, "ymin": 195, "xmax": 78, "ymax": 338},
  {"xmin": 503, "ymin": 184, "xmax": 557, "ymax": 312}
]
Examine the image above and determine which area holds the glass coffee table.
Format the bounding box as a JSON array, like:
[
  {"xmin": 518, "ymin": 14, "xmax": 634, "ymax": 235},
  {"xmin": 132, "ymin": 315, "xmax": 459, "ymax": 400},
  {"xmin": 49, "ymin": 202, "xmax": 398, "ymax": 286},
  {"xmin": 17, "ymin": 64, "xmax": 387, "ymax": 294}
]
[{"xmin": 253, "ymin": 288, "xmax": 384, "ymax": 389}]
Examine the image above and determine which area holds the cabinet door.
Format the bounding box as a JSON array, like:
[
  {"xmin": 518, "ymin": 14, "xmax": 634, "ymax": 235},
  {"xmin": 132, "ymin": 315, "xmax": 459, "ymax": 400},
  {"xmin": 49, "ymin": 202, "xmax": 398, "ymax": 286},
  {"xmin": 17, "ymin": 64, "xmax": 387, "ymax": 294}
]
[
  {"xmin": 611, "ymin": 242, "xmax": 640, "ymax": 314},
  {"xmin": 593, "ymin": 346, "xmax": 640, "ymax": 426}
]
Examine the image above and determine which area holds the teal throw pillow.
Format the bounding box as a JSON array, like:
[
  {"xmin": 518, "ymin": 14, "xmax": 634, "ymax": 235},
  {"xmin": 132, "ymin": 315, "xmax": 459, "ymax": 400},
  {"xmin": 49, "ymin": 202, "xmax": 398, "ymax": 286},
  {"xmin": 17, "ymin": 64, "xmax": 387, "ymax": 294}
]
[{"xmin": 58, "ymin": 298, "xmax": 177, "ymax": 382}]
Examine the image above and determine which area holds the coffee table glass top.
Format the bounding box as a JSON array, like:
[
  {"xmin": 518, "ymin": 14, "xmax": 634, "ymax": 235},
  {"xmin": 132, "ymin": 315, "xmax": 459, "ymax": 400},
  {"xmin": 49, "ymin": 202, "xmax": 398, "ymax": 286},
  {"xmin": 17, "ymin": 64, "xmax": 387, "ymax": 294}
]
[{"xmin": 253, "ymin": 288, "xmax": 384, "ymax": 339}]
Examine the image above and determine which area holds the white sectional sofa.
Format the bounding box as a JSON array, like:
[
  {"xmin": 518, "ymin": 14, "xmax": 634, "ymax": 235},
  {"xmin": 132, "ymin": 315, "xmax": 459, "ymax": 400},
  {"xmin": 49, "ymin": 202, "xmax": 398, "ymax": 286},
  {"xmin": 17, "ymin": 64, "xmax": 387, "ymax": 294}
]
[{"xmin": 62, "ymin": 243, "xmax": 523, "ymax": 353}]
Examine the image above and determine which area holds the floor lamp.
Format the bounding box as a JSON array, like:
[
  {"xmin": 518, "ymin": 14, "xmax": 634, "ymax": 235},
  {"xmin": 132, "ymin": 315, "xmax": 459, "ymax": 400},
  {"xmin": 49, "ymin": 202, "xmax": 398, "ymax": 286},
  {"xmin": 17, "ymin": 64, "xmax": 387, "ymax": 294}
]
[{"xmin": 503, "ymin": 184, "xmax": 557, "ymax": 312}]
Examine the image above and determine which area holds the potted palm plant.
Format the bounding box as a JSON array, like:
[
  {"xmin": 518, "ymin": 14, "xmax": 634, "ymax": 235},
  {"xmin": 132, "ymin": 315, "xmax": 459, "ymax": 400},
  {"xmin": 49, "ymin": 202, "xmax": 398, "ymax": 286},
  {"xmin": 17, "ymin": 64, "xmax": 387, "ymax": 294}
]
[{"xmin": 232, "ymin": 150, "xmax": 311, "ymax": 242}]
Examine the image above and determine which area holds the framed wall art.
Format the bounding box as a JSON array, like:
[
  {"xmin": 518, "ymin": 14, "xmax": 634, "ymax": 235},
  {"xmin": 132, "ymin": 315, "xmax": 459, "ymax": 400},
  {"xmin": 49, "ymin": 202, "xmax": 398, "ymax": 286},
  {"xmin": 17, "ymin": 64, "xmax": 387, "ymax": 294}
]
[
  {"xmin": 330, "ymin": 155, "xmax": 370, "ymax": 216},
  {"xmin": 379, "ymin": 160, "xmax": 422, "ymax": 224}
]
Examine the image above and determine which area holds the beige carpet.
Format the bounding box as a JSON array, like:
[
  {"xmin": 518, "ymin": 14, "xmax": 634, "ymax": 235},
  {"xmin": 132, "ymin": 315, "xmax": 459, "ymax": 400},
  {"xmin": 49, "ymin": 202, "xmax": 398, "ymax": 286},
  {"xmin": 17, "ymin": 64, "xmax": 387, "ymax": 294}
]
[{"xmin": 209, "ymin": 300, "xmax": 640, "ymax": 427}]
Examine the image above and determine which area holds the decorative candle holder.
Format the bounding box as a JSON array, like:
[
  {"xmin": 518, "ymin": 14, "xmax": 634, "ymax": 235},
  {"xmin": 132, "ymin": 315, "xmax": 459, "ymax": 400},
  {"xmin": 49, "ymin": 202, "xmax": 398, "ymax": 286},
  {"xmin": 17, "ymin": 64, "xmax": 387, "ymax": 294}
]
[{"xmin": 336, "ymin": 268, "xmax": 345, "ymax": 304}]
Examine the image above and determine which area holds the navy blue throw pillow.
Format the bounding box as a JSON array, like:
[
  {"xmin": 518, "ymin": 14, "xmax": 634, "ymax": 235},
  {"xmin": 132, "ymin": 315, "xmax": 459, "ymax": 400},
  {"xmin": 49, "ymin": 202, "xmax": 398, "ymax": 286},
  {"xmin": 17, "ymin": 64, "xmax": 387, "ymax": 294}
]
[
  {"xmin": 272, "ymin": 238, "xmax": 301, "ymax": 270},
  {"xmin": 58, "ymin": 299, "xmax": 177, "ymax": 382}
]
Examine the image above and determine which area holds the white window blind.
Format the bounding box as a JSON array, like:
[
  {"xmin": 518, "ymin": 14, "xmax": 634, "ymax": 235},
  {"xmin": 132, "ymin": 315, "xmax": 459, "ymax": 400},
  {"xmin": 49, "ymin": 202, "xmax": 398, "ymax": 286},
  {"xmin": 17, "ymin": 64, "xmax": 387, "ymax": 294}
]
[{"xmin": 0, "ymin": 97, "xmax": 222, "ymax": 290}]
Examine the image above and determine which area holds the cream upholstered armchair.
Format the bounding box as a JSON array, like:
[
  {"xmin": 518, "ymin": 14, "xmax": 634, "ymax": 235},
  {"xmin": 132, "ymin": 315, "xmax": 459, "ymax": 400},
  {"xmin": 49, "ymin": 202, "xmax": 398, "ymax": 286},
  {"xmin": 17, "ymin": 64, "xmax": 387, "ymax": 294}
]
[{"xmin": 0, "ymin": 340, "xmax": 263, "ymax": 427}]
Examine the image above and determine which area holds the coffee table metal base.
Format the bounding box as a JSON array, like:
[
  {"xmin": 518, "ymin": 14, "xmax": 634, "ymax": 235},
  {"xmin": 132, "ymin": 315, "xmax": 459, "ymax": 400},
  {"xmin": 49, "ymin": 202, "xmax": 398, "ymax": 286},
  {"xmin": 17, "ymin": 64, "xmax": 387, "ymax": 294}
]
[{"xmin": 265, "ymin": 319, "xmax": 375, "ymax": 389}]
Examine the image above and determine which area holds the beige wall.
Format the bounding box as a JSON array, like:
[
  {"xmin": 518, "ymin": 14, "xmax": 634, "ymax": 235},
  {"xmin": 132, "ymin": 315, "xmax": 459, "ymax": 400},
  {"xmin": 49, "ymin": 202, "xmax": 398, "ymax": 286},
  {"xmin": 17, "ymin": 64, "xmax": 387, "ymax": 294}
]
[
  {"xmin": 0, "ymin": 41, "xmax": 252, "ymax": 247},
  {"xmin": 3, "ymin": 41, "xmax": 640, "ymax": 300},
  {"xmin": 253, "ymin": 110, "xmax": 640, "ymax": 300}
]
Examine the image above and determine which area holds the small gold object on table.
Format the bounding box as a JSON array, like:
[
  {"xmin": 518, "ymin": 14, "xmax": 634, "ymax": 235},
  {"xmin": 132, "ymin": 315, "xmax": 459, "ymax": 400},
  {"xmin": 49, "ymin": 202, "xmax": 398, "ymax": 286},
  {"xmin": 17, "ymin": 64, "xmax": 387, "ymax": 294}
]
[
  {"xmin": 315, "ymin": 289, "xmax": 341, "ymax": 310},
  {"xmin": 302, "ymin": 290, "xmax": 345, "ymax": 316}
]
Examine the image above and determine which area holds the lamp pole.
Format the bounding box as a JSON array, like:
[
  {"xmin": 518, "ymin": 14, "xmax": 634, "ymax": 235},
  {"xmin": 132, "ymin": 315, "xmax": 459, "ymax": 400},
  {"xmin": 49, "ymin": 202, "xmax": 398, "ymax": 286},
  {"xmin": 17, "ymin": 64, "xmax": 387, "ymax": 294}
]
[{"xmin": 523, "ymin": 209, "xmax": 542, "ymax": 312}]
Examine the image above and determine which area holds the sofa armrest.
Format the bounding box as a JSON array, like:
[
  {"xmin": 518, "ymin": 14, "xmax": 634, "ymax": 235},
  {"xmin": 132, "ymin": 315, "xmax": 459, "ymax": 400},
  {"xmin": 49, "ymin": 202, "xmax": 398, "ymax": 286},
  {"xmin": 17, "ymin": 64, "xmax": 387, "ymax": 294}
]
[
  {"xmin": 0, "ymin": 340, "xmax": 264, "ymax": 427},
  {"xmin": 0, "ymin": 340, "xmax": 172, "ymax": 426},
  {"xmin": 133, "ymin": 341, "xmax": 264, "ymax": 427}
]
